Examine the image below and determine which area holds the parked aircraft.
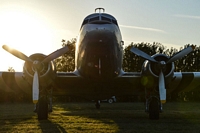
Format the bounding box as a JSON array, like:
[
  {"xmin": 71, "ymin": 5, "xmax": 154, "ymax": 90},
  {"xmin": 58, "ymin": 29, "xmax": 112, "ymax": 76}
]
[{"xmin": 1, "ymin": 8, "xmax": 198, "ymax": 120}]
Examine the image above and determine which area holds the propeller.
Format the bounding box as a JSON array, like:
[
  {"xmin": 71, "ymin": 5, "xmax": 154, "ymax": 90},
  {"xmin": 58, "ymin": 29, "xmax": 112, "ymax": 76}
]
[
  {"xmin": 159, "ymin": 70, "xmax": 166, "ymax": 103},
  {"xmin": 42, "ymin": 46, "xmax": 69, "ymax": 63},
  {"xmin": 130, "ymin": 47, "xmax": 157, "ymax": 63},
  {"xmin": 2, "ymin": 45, "xmax": 69, "ymax": 103},
  {"xmin": 166, "ymin": 46, "xmax": 195, "ymax": 64},
  {"xmin": 33, "ymin": 71, "xmax": 39, "ymax": 104},
  {"xmin": 130, "ymin": 46, "xmax": 195, "ymax": 103},
  {"xmin": 2, "ymin": 45, "xmax": 33, "ymax": 63}
]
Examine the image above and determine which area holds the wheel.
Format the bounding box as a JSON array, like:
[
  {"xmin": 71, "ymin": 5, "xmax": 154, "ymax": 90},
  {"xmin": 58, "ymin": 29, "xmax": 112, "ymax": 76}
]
[
  {"xmin": 95, "ymin": 100, "xmax": 100, "ymax": 109},
  {"xmin": 149, "ymin": 98, "xmax": 159, "ymax": 120},
  {"xmin": 37, "ymin": 96, "xmax": 48, "ymax": 120},
  {"xmin": 108, "ymin": 98, "xmax": 114, "ymax": 103}
]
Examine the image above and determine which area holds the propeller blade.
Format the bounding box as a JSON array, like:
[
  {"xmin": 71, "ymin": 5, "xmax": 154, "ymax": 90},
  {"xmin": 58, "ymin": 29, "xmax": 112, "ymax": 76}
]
[
  {"xmin": 42, "ymin": 46, "xmax": 69, "ymax": 63},
  {"xmin": 166, "ymin": 46, "xmax": 195, "ymax": 64},
  {"xmin": 130, "ymin": 47, "xmax": 158, "ymax": 63},
  {"xmin": 159, "ymin": 71, "xmax": 166, "ymax": 104},
  {"xmin": 2, "ymin": 45, "xmax": 33, "ymax": 63},
  {"xmin": 2, "ymin": 45, "xmax": 32, "ymax": 62},
  {"xmin": 33, "ymin": 71, "xmax": 39, "ymax": 104}
]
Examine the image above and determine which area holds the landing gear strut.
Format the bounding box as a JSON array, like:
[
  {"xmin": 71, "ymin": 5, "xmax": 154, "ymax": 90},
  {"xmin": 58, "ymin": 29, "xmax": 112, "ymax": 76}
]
[{"xmin": 95, "ymin": 100, "xmax": 101, "ymax": 109}]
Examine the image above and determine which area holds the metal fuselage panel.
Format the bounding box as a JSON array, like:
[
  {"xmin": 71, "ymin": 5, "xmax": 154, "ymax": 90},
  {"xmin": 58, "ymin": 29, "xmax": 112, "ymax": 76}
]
[{"xmin": 75, "ymin": 24, "xmax": 123, "ymax": 80}]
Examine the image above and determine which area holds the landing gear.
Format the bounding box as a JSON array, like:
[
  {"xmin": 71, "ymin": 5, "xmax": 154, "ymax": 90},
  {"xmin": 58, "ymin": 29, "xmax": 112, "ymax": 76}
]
[
  {"xmin": 95, "ymin": 100, "xmax": 101, "ymax": 109},
  {"xmin": 145, "ymin": 86, "xmax": 163, "ymax": 120},
  {"xmin": 107, "ymin": 98, "xmax": 114, "ymax": 104},
  {"xmin": 35, "ymin": 87, "xmax": 53, "ymax": 120},
  {"xmin": 48, "ymin": 96, "xmax": 53, "ymax": 112},
  {"xmin": 148, "ymin": 97, "xmax": 160, "ymax": 120},
  {"xmin": 37, "ymin": 96, "xmax": 48, "ymax": 120}
]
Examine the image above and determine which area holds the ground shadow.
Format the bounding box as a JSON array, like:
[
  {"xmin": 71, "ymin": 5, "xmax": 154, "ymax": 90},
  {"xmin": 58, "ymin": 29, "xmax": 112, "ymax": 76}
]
[
  {"xmin": 56, "ymin": 102, "xmax": 200, "ymax": 132},
  {"xmin": 39, "ymin": 119, "xmax": 67, "ymax": 133},
  {"xmin": 1, "ymin": 102, "xmax": 200, "ymax": 132}
]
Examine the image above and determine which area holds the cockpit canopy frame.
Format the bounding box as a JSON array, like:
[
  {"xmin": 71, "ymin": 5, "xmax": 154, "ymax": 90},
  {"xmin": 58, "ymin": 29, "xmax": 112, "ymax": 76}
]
[{"xmin": 81, "ymin": 8, "xmax": 118, "ymax": 28}]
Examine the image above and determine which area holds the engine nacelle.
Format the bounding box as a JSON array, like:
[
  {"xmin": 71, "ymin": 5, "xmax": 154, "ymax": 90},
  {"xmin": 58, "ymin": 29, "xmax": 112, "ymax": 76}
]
[
  {"xmin": 23, "ymin": 53, "xmax": 56, "ymax": 88},
  {"xmin": 141, "ymin": 54, "xmax": 175, "ymax": 88}
]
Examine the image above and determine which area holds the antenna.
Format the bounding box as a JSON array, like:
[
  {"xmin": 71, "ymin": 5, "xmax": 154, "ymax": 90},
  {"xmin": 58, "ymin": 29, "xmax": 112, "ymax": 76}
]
[{"xmin": 95, "ymin": 8, "xmax": 105, "ymax": 13}]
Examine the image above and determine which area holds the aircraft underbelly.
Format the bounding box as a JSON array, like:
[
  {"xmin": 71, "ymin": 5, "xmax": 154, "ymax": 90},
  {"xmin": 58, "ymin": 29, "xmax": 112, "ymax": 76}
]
[{"xmin": 54, "ymin": 76, "xmax": 142, "ymax": 100}]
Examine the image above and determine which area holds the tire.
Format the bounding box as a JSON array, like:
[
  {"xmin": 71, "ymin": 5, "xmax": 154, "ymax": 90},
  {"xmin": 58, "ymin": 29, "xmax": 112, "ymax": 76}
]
[
  {"xmin": 37, "ymin": 96, "xmax": 48, "ymax": 120},
  {"xmin": 95, "ymin": 100, "xmax": 100, "ymax": 109},
  {"xmin": 95, "ymin": 103, "xmax": 100, "ymax": 109},
  {"xmin": 108, "ymin": 98, "xmax": 114, "ymax": 103},
  {"xmin": 149, "ymin": 98, "xmax": 159, "ymax": 120}
]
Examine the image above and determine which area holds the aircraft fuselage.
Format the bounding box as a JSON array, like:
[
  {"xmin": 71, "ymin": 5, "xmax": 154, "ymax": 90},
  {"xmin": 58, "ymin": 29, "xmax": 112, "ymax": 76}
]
[{"xmin": 75, "ymin": 12, "xmax": 123, "ymax": 80}]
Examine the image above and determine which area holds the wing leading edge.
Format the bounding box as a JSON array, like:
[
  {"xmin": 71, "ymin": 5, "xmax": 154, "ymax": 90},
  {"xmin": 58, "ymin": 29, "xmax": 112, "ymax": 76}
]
[{"xmin": 1, "ymin": 71, "xmax": 200, "ymax": 100}]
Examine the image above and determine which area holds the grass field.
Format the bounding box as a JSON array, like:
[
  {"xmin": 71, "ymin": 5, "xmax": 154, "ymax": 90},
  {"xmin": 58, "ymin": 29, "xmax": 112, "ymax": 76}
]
[{"xmin": 1, "ymin": 102, "xmax": 200, "ymax": 133}]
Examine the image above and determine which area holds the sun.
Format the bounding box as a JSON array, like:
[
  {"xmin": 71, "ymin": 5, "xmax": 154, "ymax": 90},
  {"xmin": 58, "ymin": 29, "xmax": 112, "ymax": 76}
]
[
  {"xmin": 0, "ymin": 7, "xmax": 54, "ymax": 71},
  {"xmin": 0, "ymin": 9, "xmax": 53, "ymax": 53}
]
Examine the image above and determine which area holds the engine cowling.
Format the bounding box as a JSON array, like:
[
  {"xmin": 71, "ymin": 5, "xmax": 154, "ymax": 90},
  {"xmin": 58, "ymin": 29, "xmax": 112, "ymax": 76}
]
[
  {"xmin": 141, "ymin": 54, "xmax": 175, "ymax": 88},
  {"xmin": 23, "ymin": 53, "xmax": 56, "ymax": 88}
]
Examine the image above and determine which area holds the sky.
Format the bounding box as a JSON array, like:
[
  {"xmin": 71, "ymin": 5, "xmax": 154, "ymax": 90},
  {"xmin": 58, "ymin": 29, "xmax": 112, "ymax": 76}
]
[{"xmin": 0, "ymin": 0, "xmax": 200, "ymax": 71}]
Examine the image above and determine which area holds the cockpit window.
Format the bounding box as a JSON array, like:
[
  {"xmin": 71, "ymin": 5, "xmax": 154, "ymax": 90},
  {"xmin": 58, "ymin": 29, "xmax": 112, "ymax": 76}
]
[
  {"xmin": 82, "ymin": 19, "xmax": 89, "ymax": 26},
  {"xmin": 81, "ymin": 13, "xmax": 118, "ymax": 28},
  {"xmin": 90, "ymin": 16, "xmax": 100, "ymax": 22},
  {"xmin": 101, "ymin": 16, "xmax": 111, "ymax": 22},
  {"xmin": 112, "ymin": 19, "xmax": 118, "ymax": 26}
]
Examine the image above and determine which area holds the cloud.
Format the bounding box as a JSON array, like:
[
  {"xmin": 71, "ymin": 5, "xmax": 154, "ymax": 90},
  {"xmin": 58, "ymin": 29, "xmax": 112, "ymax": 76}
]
[
  {"xmin": 174, "ymin": 14, "xmax": 200, "ymax": 20},
  {"xmin": 119, "ymin": 24, "xmax": 166, "ymax": 33}
]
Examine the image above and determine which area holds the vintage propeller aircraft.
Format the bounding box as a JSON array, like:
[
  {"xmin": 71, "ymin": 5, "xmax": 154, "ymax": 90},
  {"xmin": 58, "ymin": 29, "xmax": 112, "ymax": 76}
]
[{"xmin": 1, "ymin": 8, "xmax": 199, "ymax": 120}]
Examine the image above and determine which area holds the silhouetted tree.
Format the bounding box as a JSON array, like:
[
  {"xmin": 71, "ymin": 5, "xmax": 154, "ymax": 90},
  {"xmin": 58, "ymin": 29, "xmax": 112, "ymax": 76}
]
[
  {"xmin": 54, "ymin": 39, "xmax": 76, "ymax": 72},
  {"xmin": 8, "ymin": 67, "xmax": 15, "ymax": 72},
  {"xmin": 174, "ymin": 44, "xmax": 197, "ymax": 72}
]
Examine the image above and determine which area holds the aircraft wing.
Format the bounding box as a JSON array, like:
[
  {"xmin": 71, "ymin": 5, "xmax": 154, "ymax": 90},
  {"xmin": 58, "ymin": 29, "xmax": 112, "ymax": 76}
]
[
  {"xmin": 53, "ymin": 72, "xmax": 142, "ymax": 99},
  {"xmin": 168, "ymin": 72, "xmax": 200, "ymax": 93},
  {"xmin": 0, "ymin": 71, "xmax": 142, "ymax": 100},
  {"xmin": 117, "ymin": 71, "xmax": 200, "ymax": 94},
  {"xmin": 113, "ymin": 71, "xmax": 200, "ymax": 97},
  {"xmin": 0, "ymin": 72, "xmax": 31, "ymax": 93},
  {"xmin": 1, "ymin": 71, "xmax": 200, "ymax": 101}
]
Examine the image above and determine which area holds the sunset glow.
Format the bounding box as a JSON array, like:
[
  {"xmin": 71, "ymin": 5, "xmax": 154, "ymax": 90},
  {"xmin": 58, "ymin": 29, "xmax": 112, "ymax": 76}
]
[{"xmin": 0, "ymin": 0, "xmax": 200, "ymax": 71}]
